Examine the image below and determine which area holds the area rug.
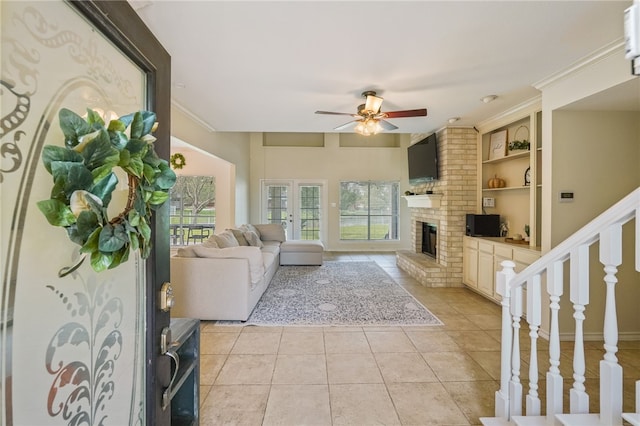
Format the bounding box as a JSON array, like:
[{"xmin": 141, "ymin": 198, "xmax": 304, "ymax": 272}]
[{"xmin": 236, "ymin": 261, "xmax": 442, "ymax": 326}]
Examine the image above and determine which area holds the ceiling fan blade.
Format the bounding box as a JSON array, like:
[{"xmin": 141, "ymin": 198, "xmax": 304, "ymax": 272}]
[
  {"xmin": 378, "ymin": 119, "xmax": 398, "ymax": 131},
  {"xmin": 333, "ymin": 120, "xmax": 360, "ymax": 131},
  {"xmin": 383, "ymin": 108, "xmax": 428, "ymax": 119},
  {"xmin": 315, "ymin": 110, "xmax": 359, "ymax": 117}
]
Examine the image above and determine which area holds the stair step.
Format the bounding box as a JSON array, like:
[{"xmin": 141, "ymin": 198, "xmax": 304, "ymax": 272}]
[
  {"xmin": 554, "ymin": 413, "xmax": 600, "ymax": 425},
  {"xmin": 622, "ymin": 413, "xmax": 640, "ymax": 426},
  {"xmin": 511, "ymin": 415, "xmax": 547, "ymax": 425},
  {"xmin": 479, "ymin": 417, "xmax": 515, "ymax": 425}
]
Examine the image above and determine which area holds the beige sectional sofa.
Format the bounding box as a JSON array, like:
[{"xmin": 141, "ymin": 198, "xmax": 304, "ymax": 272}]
[{"xmin": 170, "ymin": 224, "xmax": 323, "ymax": 321}]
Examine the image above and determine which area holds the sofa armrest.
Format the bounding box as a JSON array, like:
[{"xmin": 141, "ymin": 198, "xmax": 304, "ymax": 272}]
[{"xmin": 170, "ymin": 256, "xmax": 254, "ymax": 320}]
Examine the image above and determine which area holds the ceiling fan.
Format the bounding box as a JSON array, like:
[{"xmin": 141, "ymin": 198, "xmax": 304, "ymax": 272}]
[{"xmin": 315, "ymin": 90, "xmax": 427, "ymax": 135}]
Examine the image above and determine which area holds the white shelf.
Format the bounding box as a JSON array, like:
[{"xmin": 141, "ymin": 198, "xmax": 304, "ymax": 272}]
[
  {"xmin": 482, "ymin": 150, "xmax": 530, "ymax": 164},
  {"xmin": 403, "ymin": 194, "xmax": 442, "ymax": 208},
  {"xmin": 482, "ymin": 186, "xmax": 530, "ymax": 192}
]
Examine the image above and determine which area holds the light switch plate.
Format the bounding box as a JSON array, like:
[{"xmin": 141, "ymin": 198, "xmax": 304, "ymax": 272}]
[{"xmin": 483, "ymin": 197, "xmax": 495, "ymax": 207}]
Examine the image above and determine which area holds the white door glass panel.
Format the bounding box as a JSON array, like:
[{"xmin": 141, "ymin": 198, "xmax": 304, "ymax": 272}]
[
  {"xmin": 262, "ymin": 182, "xmax": 291, "ymax": 233},
  {"xmin": 262, "ymin": 180, "xmax": 326, "ymax": 241},
  {"xmin": 1, "ymin": 2, "xmax": 146, "ymax": 424}
]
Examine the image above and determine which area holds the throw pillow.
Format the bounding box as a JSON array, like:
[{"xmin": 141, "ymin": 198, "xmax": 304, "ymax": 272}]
[
  {"xmin": 254, "ymin": 223, "xmax": 287, "ymax": 242},
  {"xmin": 202, "ymin": 234, "xmax": 219, "ymax": 248},
  {"xmin": 214, "ymin": 230, "xmax": 240, "ymax": 248},
  {"xmin": 243, "ymin": 224, "xmax": 261, "ymax": 239},
  {"xmin": 228, "ymin": 228, "xmax": 249, "ymax": 246},
  {"xmin": 243, "ymin": 230, "xmax": 264, "ymax": 248}
]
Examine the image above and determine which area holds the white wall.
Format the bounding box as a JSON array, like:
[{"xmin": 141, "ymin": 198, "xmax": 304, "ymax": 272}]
[
  {"xmin": 538, "ymin": 43, "xmax": 637, "ymax": 252},
  {"xmin": 537, "ymin": 45, "xmax": 640, "ymax": 337},
  {"xmin": 249, "ymin": 133, "xmax": 414, "ymax": 251},
  {"xmin": 552, "ymin": 110, "xmax": 639, "ymax": 337},
  {"xmin": 171, "ymin": 106, "xmax": 250, "ymax": 225}
]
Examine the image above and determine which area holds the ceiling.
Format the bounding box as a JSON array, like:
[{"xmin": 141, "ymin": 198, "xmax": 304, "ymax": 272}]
[{"xmin": 131, "ymin": 1, "xmax": 635, "ymax": 136}]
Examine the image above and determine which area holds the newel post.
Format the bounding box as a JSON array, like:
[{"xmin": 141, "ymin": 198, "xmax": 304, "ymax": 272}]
[{"xmin": 495, "ymin": 259, "xmax": 516, "ymax": 419}]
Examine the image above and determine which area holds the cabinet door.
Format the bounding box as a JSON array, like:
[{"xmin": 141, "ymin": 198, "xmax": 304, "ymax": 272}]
[
  {"xmin": 463, "ymin": 247, "xmax": 479, "ymax": 287},
  {"xmin": 478, "ymin": 251, "xmax": 495, "ymax": 297}
]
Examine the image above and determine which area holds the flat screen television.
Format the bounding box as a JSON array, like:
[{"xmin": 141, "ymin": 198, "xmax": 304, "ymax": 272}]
[{"xmin": 408, "ymin": 133, "xmax": 438, "ymax": 184}]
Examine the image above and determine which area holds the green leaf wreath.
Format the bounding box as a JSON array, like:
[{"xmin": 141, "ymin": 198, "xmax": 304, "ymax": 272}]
[{"xmin": 37, "ymin": 108, "xmax": 176, "ymax": 273}]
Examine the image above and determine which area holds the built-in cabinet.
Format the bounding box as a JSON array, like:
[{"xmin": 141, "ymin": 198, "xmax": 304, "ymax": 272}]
[
  {"xmin": 463, "ymin": 236, "xmax": 540, "ymax": 302},
  {"xmin": 478, "ymin": 104, "xmax": 542, "ymax": 247}
]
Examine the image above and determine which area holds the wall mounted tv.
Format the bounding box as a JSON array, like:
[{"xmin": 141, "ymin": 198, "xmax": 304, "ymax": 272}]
[{"xmin": 408, "ymin": 133, "xmax": 439, "ymax": 185}]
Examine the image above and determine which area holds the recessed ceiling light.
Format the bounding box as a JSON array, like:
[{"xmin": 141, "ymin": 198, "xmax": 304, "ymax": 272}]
[
  {"xmin": 481, "ymin": 95, "xmax": 498, "ymax": 103},
  {"xmin": 448, "ymin": 117, "xmax": 460, "ymax": 124}
]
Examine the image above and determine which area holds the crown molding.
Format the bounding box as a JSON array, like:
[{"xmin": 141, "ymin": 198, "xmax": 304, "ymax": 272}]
[
  {"xmin": 475, "ymin": 95, "xmax": 542, "ymax": 133},
  {"xmin": 172, "ymin": 100, "xmax": 216, "ymax": 132},
  {"xmin": 533, "ymin": 38, "xmax": 625, "ymax": 90}
]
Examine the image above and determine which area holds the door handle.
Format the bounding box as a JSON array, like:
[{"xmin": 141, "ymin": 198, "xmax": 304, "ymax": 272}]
[{"xmin": 160, "ymin": 326, "xmax": 180, "ymax": 410}]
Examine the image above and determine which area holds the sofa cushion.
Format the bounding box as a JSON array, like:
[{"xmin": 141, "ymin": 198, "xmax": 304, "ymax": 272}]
[
  {"xmin": 228, "ymin": 228, "xmax": 249, "ymax": 246},
  {"xmin": 244, "ymin": 230, "xmax": 264, "ymax": 248},
  {"xmin": 192, "ymin": 245, "xmax": 265, "ymax": 283},
  {"xmin": 280, "ymin": 240, "xmax": 324, "ymax": 252},
  {"xmin": 176, "ymin": 246, "xmax": 198, "ymax": 257},
  {"xmin": 261, "ymin": 241, "xmax": 281, "ymax": 254},
  {"xmin": 262, "ymin": 252, "xmax": 276, "ymax": 270},
  {"xmin": 254, "ymin": 223, "xmax": 287, "ymax": 242},
  {"xmin": 214, "ymin": 230, "xmax": 240, "ymax": 248}
]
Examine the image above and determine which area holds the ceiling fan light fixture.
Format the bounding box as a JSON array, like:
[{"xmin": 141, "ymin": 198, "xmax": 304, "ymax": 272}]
[
  {"xmin": 355, "ymin": 118, "xmax": 382, "ymax": 136},
  {"xmin": 364, "ymin": 93, "xmax": 384, "ymax": 114}
]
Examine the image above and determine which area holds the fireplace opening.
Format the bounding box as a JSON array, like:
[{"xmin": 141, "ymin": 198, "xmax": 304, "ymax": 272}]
[{"xmin": 422, "ymin": 222, "xmax": 437, "ymax": 259}]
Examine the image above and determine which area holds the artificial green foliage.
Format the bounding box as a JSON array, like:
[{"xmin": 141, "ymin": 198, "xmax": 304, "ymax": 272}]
[
  {"xmin": 508, "ymin": 139, "xmax": 530, "ymax": 151},
  {"xmin": 37, "ymin": 108, "xmax": 176, "ymax": 273}
]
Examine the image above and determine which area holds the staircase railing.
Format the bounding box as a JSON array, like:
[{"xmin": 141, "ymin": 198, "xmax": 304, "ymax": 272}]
[{"xmin": 492, "ymin": 187, "xmax": 639, "ymax": 425}]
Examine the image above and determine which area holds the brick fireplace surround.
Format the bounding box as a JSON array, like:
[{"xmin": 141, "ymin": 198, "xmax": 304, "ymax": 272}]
[{"xmin": 396, "ymin": 127, "xmax": 477, "ymax": 287}]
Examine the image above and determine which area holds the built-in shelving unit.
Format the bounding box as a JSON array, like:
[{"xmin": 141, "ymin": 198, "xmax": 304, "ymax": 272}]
[{"xmin": 477, "ymin": 103, "xmax": 542, "ymax": 247}]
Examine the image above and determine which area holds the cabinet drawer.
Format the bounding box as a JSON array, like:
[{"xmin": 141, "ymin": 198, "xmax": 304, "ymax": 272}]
[
  {"xmin": 494, "ymin": 245, "xmax": 513, "ymax": 259},
  {"xmin": 513, "ymin": 249, "xmax": 540, "ymax": 265},
  {"xmin": 478, "ymin": 241, "xmax": 494, "ymax": 254},
  {"xmin": 464, "ymin": 237, "xmax": 479, "ymax": 250}
]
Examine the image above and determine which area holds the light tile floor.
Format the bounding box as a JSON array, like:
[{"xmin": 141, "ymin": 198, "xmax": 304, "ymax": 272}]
[{"xmin": 198, "ymin": 252, "xmax": 640, "ymax": 425}]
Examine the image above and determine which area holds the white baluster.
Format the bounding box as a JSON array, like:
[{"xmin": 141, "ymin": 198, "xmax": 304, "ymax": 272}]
[
  {"xmin": 526, "ymin": 274, "xmax": 541, "ymax": 416},
  {"xmin": 510, "ymin": 275, "xmax": 523, "ymax": 418},
  {"xmin": 569, "ymin": 244, "xmax": 589, "ymax": 413},
  {"xmin": 495, "ymin": 259, "xmax": 516, "ymax": 420},
  {"xmin": 546, "ymin": 260, "xmax": 564, "ymax": 425},
  {"xmin": 599, "ymin": 223, "xmax": 623, "ymax": 425}
]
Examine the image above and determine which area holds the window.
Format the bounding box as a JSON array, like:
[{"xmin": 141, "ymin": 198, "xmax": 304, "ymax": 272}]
[
  {"xmin": 170, "ymin": 176, "xmax": 216, "ymax": 245},
  {"xmin": 339, "ymin": 181, "xmax": 399, "ymax": 240}
]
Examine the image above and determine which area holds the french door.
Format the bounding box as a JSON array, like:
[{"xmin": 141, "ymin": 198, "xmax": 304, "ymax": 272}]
[{"xmin": 261, "ymin": 180, "xmax": 327, "ymax": 241}]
